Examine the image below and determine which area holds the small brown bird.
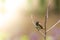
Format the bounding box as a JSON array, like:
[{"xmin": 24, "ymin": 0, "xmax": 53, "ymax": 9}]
[{"xmin": 35, "ymin": 21, "xmax": 43, "ymax": 31}]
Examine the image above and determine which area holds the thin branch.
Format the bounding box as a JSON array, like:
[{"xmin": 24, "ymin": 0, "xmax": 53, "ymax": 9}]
[
  {"xmin": 44, "ymin": 1, "xmax": 49, "ymax": 40},
  {"xmin": 44, "ymin": 7, "xmax": 48, "ymax": 40},
  {"xmin": 44, "ymin": 15, "xmax": 47, "ymax": 40},
  {"xmin": 31, "ymin": 14, "xmax": 36, "ymax": 27},
  {"xmin": 46, "ymin": 6, "xmax": 48, "ymax": 21},
  {"xmin": 46, "ymin": 20, "xmax": 60, "ymax": 32},
  {"xmin": 39, "ymin": 30, "xmax": 45, "ymax": 36}
]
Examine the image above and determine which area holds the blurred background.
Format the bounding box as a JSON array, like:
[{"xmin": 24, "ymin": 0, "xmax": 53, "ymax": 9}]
[{"xmin": 0, "ymin": 0, "xmax": 60, "ymax": 40}]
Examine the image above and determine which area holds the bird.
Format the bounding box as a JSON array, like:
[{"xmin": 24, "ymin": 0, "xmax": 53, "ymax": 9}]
[{"xmin": 35, "ymin": 21, "xmax": 43, "ymax": 31}]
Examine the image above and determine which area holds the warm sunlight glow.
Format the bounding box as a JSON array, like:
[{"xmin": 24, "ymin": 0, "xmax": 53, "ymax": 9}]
[
  {"xmin": 0, "ymin": 0, "xmax": 27, "ymax": 29},
  {"xmin": 0, "ymin": 0, "xmax": 28, "ymax": 37}
]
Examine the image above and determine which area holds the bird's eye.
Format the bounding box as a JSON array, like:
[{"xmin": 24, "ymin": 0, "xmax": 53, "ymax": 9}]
[{"xmin": 36, "ymin": 21, "xmax": 39, "ymax": 26}]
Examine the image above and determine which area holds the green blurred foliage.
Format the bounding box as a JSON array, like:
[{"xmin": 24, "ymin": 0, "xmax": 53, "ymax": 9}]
[
  {"xmin": 28, "ymin": 0, "xmax": 47, "ymax": 16},
  {"xmin": 55, "ymin": 0, "xmax": 60, "ymax": 12},
  {"xmin": 38, "ymin": 0, "xmax": 47, "ymax": 16},
  {"xmin": 40, "ymin": 0, "xmax": 45, "ymax": 6}
]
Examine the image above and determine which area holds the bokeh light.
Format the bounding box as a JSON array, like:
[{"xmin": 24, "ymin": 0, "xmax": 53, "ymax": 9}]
[
  {"xmin": 20, "ymin": 35, "xmax": 29, "ymax": 40},
  {"xmin": 0, "ymin": 32, "xmax": 10, "ymax": 40},
  {"xmin": 29, "ymin": 32, "xmax": 39, "ymax": 40},
  {"xmin": 51, "ymin": 28, "xmax": 60, "ymax": 40},
  {"xmin": 53, "ymin": 28, "xmax": 60, "ymax": 36},
  {"xmin": 46, "ymin": 36, "xmax": 54, "ymax": 40}
]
